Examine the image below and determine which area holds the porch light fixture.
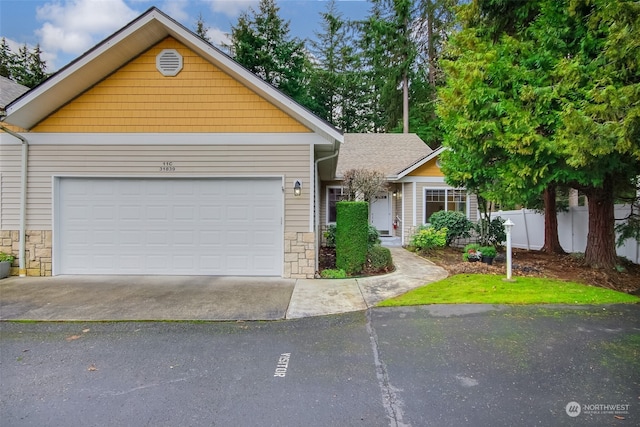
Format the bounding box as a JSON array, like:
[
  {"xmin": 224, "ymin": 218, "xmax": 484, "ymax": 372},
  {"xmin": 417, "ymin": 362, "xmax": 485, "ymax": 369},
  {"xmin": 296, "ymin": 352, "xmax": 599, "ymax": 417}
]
[{"xmin": 293, "ymin": 179, "xmax": 302, "ymax": 196}]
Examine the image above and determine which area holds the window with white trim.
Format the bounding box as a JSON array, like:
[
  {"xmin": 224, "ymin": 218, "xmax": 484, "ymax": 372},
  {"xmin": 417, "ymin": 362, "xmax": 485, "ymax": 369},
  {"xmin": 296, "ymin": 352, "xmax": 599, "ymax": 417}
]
[
  {"xmin": 424, "ymin": 188, "xmax": 467, "ymax": 223},
  {"xmin": 327, "ymin": 186, "xmax": 346, "ymax": 223}
]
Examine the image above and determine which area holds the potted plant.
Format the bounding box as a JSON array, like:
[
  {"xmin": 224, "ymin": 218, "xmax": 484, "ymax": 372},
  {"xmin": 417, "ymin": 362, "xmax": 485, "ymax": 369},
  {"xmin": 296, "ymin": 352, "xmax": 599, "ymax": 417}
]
[
  {"xmin": 0, "ymin": 252, "xmax": 15, "ymax": 279},
  {"xmin": 462, "ymin": 243, "xmax": 482, "ymax": 262},
  {"xmin": 478, "ymin": 246, "xmax": 497, "ymax": 265}
]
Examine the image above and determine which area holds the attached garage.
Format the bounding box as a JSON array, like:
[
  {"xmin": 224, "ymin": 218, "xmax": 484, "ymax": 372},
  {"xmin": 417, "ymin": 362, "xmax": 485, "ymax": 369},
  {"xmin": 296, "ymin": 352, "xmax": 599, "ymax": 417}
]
[
  {"xmin": 1, "ymin": 8, "xmax": 342, "ymax": 278},
  {"xmin": 54, "ymin": 177, "xmax": 283, "ymax": 276}
]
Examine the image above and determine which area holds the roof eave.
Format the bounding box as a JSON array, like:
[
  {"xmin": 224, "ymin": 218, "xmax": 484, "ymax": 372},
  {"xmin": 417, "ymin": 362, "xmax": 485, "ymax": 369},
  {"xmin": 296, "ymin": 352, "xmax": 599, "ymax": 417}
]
[
  {"xmin": 4, "ymin": 7, "xmax": 343, "ymax": 143},
  {"xmin": 396, "ymin": 146, "xmax": 447, "ymax": 179}
]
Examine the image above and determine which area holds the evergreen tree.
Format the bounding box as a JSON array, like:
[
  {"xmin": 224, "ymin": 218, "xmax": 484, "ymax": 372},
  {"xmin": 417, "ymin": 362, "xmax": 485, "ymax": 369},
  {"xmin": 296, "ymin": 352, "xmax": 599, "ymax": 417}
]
[
  {"xmin": 437, "ymin": 0, "xmax": 640, "ymax": 268},
  {"xmin": 309, "ymin": 0, "xmax": 368, "ymax": 131},
  {"xmin": 0, "ymin": 38, "xmax": 12, "ymax": 78},
  {"xmin": 0, "ymin": 40, "xmax": 49, "ymax": 88},
  {"xmin": 194, "ymin": 13, "xmax": 211, "ymax": 43},
  {"xmin": 230, "ymin": 0, "xmax": 312, "ymax": 108}
]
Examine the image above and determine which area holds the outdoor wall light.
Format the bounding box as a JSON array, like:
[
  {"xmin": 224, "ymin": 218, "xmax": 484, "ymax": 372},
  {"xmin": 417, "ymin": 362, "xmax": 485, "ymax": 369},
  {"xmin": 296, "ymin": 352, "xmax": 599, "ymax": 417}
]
[{"xmin": 293, "ymin": 179, "xmax": 302, "ymax": 196}]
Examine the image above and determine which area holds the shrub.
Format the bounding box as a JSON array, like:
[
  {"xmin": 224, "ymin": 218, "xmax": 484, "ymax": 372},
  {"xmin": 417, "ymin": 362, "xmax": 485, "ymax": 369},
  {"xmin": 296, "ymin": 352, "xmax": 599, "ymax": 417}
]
[
  {"xmin": 368, "ymin": 225, "xmax": 381, "ymax": 249},
  {"xmin": 475, "ymin": 216, "xmax": 507, "ymax": 247},
  {"xmin": 336, "ymin": 201, "xmax": 369, "ymax": 275},
  {"xmin": 410, "ymin": 226, "xmax": 447, "ymax": 252},
  {"xmin": 428, "ymin": 211, "xmax": 473, "ymax": 246},
  {"xmin": 367, "ymin": 245, "xmax": 393, "ymax": 272},
  {"xmin": 325, "ymin": 224, "xmax": 379, "ymax": 249},
  {"xmin": 320, "ymin": 269, "xmax": 347, "ymax": 279},
  {"xmin": 0, "ymin": 252, "xmax": 14, "ymax": 263},
  {"xmin": 324, "ymin": 224, "xmax": 337, "ymax": 247},
  {"xmin": 478, "ymin": 246, "xmax": 497, "ymax": 258}
]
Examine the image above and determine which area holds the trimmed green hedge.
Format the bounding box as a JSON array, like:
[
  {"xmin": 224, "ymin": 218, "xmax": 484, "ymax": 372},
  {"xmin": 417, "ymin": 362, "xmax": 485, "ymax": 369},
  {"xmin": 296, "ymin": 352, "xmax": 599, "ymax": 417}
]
[{"xmin": 336, "ymin": 201, "xmax": 368, "ymax": 275}]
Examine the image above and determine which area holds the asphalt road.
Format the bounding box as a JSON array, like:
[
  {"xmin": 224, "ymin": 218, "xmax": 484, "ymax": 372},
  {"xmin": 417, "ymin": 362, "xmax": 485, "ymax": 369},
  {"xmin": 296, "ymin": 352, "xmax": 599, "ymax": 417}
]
[{"xmin": 1, "ymin": 305, "xmax": 638, "ymax": 426}]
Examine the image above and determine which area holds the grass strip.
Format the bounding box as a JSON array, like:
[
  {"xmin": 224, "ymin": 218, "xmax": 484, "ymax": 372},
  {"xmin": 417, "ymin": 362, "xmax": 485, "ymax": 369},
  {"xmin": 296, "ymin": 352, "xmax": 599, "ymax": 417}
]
[{"xmin": 377, "ymin": 274, "xmax": 640, "ymax": 306}]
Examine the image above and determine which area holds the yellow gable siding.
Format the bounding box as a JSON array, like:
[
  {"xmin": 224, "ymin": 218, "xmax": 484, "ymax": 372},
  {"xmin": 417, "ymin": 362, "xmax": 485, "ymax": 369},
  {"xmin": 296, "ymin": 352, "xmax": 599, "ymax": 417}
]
[
  {"xmin": 33, "ymin": 37, "xmax": 310, "ymax": 133},
  {"xmin": 408, "ymin": 158, "xmax": 444, "ymax": 177}
]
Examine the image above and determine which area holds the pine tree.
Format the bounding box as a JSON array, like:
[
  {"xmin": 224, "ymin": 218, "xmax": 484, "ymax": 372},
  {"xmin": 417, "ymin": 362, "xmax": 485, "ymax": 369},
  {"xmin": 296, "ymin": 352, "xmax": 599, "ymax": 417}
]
[
  {"xmin": 0, "ymin": 40, "xmax": 49, "ymax": 88},
  {"xmin": 230, "ymin": 0, "xmax": 311, "ymax": 108},
  {"xmin": 194, "ymin": 13, "xmax": 211, "ymax": 43},
  {"xmin": 0, "ymin": 38, "xmax": 13, "ymax": 78},
  {"xmin": 308, "ymin": 0, "xmax": 368, "ymax": 131}
]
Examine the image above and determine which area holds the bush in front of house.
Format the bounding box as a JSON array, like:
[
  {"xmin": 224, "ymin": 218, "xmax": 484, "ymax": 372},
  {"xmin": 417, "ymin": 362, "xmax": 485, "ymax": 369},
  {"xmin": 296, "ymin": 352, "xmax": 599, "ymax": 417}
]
[
  {"xmin": 367, "ymin": 245, "xmax": 393, "ymax": 272},
  {"xmin": 325, "ymin": 224, "xmax": 379, "ymax": 249},
  {"xmin": 336, "ymin": 201, "xmax": 369, "ymax": 275},
  {"xmin": 410, "ymin": 226, "xmax": 447, "ymax": 252},
  {"xmin": 428, "ymin": 210, "xmax": 473, "ymax": 246}
]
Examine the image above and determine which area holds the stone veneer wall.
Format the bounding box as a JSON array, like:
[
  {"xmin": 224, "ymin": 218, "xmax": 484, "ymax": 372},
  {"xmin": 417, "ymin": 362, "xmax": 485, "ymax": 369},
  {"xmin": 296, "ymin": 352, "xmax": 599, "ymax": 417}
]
[
  {"xmin": 284, "ymin": 232, "xmax": 315, "ymax": 279},
  {"xmin": 0, "ymin": 230, "xmax": 52, "ymax": 276}
]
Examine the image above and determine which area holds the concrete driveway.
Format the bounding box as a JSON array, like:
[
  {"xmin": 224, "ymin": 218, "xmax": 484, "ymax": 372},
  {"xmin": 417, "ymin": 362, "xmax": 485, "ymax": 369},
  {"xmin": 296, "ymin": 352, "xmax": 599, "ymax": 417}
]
[
  {"xmin": 0, "ymin": 246, "xmax": 449, "ymax": 321},
  {"xmin": 0, "ymin": 275, "xmax": 296, "ymax": 321}
]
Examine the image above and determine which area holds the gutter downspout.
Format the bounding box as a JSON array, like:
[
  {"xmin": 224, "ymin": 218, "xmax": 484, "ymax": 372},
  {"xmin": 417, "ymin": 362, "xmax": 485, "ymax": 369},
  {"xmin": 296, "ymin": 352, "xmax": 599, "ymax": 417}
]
[
  {"xmin": 314, "ymin": 144, "xmax": 340, "ymax": 274},
  {"xmin": 0, "ymin": 123, "xmax": 28, "ymax": 277}
]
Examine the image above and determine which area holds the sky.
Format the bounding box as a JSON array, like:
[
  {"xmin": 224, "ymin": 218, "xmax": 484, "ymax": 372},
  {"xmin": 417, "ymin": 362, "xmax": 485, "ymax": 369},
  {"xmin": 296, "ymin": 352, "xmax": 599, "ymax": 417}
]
[{"xmin": 0, "ymin": 0, "xmax": 371, "ymax": 72}]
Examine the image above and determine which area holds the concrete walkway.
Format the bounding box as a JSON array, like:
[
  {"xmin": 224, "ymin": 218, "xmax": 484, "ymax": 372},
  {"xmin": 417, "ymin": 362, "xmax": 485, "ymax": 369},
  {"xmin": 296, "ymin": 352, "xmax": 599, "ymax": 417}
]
[
  {"xmin": 0, "ymin": 247, "xmax": 448, "ymax": 322},
  {"xmin": 286, "ymin": 246, "xmax": 448, "ymax": 318}
]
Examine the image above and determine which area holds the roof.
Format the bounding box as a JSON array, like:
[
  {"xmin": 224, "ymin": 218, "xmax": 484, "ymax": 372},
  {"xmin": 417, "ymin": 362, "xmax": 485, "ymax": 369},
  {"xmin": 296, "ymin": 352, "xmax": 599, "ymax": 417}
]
[
  {"xmin": 3, "ymin": 7, "xmax": 342, "ymax": 148},
  {"xmin": 336, "ymin": 133, "xmax": 433, "ymax": 179},
  {"xmin": 0, "ymin": 77, "xmax": 29, "ymax": 110}
]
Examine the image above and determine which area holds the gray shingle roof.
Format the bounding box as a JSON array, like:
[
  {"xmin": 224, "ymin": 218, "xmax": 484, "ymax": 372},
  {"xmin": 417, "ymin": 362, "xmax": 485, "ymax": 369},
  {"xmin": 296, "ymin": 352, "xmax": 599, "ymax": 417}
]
[
  {"xmin": 0, "ymin": 76, "xmax": 29, "ymax": 109},
  {"xmin": 336, "ymin": 133, "xmax": 433, "ymax": 178}
]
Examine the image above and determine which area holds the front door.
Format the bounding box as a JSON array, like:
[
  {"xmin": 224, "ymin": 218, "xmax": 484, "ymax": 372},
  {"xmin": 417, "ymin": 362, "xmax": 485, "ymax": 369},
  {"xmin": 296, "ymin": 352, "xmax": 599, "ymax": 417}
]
[{"xmin": 370, "ymin": 192, "xmax": 391, "ymax": 235}]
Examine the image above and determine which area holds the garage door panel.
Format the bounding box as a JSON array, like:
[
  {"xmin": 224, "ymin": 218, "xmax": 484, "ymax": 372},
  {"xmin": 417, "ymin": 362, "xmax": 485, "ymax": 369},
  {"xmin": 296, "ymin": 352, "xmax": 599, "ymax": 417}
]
[{"xmin": 57, "ymin": 178, "xmax": 283, "ymax": 275}]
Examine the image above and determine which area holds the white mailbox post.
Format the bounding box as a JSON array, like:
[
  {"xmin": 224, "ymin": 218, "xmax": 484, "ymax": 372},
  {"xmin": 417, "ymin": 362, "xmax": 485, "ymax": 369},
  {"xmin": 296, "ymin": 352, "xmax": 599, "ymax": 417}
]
[{"xmin": 504, "ymin": 219, "xmax": 515, "ymax": 281}]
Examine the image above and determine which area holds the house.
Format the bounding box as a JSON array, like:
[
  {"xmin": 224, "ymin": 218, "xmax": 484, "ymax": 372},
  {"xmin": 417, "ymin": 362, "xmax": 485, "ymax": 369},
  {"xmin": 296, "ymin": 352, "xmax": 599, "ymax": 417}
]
[
  {"xmin": 0, "ymin": 8, "xmax": 474, "ymax": 279},
  {"xmin": 321, "ymin": 134, "xmax": 477, "ymax": 246},
  {"xmin": 0, "ymin": 7, "xmax": 340, "ymax": 278}
]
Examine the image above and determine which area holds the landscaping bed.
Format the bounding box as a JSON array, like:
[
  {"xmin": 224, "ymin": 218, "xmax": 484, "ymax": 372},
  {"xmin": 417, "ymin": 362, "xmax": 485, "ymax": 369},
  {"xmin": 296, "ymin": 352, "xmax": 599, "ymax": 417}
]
[
  {"xmin": 320, "ymin": 245, "xmax": 640, "ymax": 295},
  {"xmin": 423, "ymin": 246, "xmax": 640, "ymax": 295}
]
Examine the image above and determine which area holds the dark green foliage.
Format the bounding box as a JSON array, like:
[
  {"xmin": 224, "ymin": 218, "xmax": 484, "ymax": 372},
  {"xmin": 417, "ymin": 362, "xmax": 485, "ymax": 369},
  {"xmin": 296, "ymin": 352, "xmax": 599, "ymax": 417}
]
[
  {"xmin": 367, "ymin": 245, "xmax": 393, "ymax": 271},
  {"xmin": 368, "ymin": 224, "xmax": 381, "ymax": 249},
  {"xmin": 475, "ymin": 216, "xmax": 507, "ymax": 247},
  {"xmin": 478, "ymin": 246, "xmax": 497, "ymax": 258},
  {"xmin": 428, "ymin": 210, "xmax": 473, "ymax": 245},
  {"xmin": 336, "ymin": 201, "xmax": 369, "ymax": 275},
  {"xmin": 230, "ymin": 0, "xmax": 312, "ymax": 109},
  {"xmin": 324, "ymin": 224, "xmax": 337, "ymax": 248},
  {"xmin": 0, "ymin": 38, "xmax": 49, "ymax": 88}
]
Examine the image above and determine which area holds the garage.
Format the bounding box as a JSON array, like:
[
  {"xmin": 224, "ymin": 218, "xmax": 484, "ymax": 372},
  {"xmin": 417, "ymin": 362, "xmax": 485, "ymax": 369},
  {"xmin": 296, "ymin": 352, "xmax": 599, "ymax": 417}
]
[{"xmin": 54, "ymin": 177, "xmax": 283, "ymax": 276}]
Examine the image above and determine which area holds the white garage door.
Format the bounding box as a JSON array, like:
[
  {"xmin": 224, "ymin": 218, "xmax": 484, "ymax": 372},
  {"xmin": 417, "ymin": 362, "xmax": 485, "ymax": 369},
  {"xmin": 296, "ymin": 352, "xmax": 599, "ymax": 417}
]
[{"xmin": 55, "ymin": 177, "xmax": 283, "ymax": 276}]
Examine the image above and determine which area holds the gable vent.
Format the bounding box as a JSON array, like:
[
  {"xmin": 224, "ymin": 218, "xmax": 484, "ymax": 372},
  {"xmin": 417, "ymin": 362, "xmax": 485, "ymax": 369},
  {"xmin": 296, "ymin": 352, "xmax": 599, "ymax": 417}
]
[{"xmin": 156, "ymin": 49, "xmax": 183, "ymax": 76}]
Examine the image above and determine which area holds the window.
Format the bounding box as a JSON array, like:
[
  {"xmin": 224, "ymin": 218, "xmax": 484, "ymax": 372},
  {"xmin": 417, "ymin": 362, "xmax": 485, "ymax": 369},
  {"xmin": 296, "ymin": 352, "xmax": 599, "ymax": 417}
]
[
  {"xmin": 424, "ymin": 188, "xmax": 467, "ymax": 223},
  {"xmin": 327, "ymin": 187, "xmax": 346, "ymax": 223}
]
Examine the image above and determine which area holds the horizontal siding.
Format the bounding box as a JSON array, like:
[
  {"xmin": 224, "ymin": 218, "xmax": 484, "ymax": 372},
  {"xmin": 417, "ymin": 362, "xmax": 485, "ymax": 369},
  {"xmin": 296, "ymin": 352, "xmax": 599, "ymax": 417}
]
[
  {"xmin": 32, "ymin": 37, "xmax": 310, "ymax": 134},
  {"xmin": 0, "ymin": 144, "xmax": 311, "ymax": 232}
]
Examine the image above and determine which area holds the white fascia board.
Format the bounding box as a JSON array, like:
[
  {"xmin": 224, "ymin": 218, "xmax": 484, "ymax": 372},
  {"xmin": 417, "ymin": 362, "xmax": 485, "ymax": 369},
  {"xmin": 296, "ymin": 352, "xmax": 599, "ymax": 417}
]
[
  {"xmin": 18, "ymin": 133, "xmax": 330, "ymax": 145},
  {"xmin": 396, "ymin": 146, "xmax": 447, "ymax": 179},
  {"xmin": 398, "ymin": 176, "xmax": 447, "ymax": 183}
]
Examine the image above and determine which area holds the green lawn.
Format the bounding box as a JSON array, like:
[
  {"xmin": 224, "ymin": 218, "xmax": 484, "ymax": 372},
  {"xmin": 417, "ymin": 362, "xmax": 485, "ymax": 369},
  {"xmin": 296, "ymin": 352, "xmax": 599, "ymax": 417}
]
[{"xmin": 377, "ymin": 274, "xmax": 640, "ymax": 306}]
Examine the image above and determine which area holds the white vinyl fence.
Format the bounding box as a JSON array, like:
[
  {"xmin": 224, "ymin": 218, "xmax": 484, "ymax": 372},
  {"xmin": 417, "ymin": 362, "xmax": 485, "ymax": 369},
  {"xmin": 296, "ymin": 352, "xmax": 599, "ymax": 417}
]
[{"xmin": 490, "ymin": 206, "xmax": 639, "ymax": 264}]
